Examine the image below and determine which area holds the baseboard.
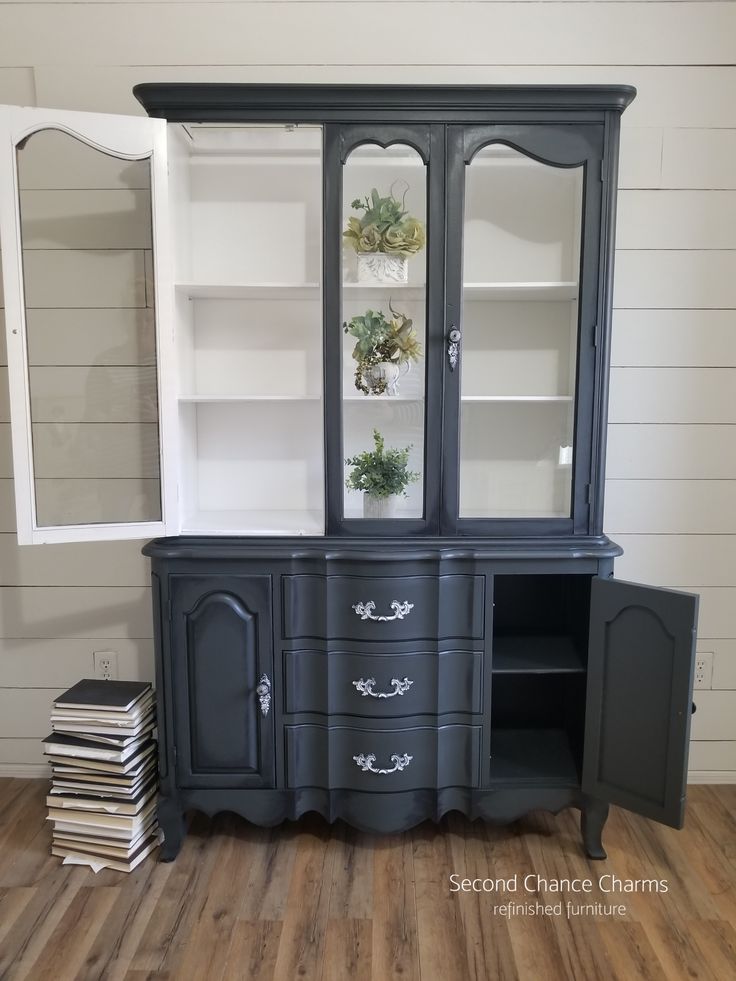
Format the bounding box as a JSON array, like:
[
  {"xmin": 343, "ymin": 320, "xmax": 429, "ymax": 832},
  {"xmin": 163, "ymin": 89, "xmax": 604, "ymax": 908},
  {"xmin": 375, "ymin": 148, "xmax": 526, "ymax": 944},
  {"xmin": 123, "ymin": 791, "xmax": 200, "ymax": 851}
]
[
  {"xmin": 0, "ymin": 764, "xmax": 50, "ymax": 779},
  {"xmin": 688, "ymin": 770, "xmax": 736, "ymax": 784}
]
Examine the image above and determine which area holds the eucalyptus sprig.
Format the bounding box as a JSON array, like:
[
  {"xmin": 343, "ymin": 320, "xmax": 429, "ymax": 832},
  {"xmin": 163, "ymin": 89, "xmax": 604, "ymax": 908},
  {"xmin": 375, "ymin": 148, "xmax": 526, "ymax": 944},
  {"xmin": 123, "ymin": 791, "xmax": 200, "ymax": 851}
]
[{"xmin": 345, "ymin": 429, "xmax": 419, "ymax": 499}]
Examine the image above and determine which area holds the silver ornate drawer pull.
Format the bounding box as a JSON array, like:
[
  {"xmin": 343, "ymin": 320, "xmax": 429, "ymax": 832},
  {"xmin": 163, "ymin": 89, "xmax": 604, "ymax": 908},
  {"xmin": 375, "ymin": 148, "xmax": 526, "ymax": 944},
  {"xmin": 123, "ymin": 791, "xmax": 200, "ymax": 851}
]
[
  {"xmin": 352, "ymin": 677, "xmax": 413, "ymax": 699},
  {"xmin": 352, "ymin": 600, "xmax": 414, "ymax": 621},
  {"xmin": 255, "ymin": 674, "xmax": 271, "ymax": 717},
  {"xmin": 353, "ymin": 752, "xmax": 413, "ymax": 775}
]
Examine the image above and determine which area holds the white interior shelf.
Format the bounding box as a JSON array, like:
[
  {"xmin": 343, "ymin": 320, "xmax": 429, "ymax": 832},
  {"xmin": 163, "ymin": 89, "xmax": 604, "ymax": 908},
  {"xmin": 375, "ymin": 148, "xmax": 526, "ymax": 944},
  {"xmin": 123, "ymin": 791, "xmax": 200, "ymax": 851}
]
[
  {"xmin": 179, "ymin": 395, "xmax": 322, "ymax": 403},
  {"xmin": 462, "ymin": 395, "xmax": 573, "ymax": 402},
  {"xmin": 181, "ymin": 510, "xmax": 325, "ymax": 536},
  {"xmin": 175, "ymin": 283, "xmax": 321, "ymax": 299},
  {"xmin": 463, "ymin": 282, "xmax": 578, "ymax": 301}
]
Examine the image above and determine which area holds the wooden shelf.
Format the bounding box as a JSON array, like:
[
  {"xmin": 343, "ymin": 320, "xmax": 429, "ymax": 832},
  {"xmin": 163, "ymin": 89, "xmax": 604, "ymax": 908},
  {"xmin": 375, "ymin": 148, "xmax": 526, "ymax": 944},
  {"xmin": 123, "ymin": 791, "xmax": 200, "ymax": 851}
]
[
  {"xmin": 181, "ymin": 509, "xmax": 324, "ymax": 536},
  {"xmin": 492, "ymin": 636, "xmax": 584, "ymax": 674},
  {"xmin": 176, "ymin": 283, "xmax": 321, "ymax": 299},
  {"xmin": 463, "ymin": 282, "xmax": 578, "ymax": 301},
  {"xmin": 489, "ymin": 728, "xmax": 579, "ymax": 786},
  {"xmin": 179, "ymin": 395, "xmax": 321, "ymax": 403},
  {"xmin": 343, "ymin": 395, "xmax": 423, "ymax": 403},
  {"xmin": 462, "ymin": 395, "xmax": 573, "ymax": 403},
  {"xmin": 343, "ymin": 284, "xmax": 426, "ymax": 301}
]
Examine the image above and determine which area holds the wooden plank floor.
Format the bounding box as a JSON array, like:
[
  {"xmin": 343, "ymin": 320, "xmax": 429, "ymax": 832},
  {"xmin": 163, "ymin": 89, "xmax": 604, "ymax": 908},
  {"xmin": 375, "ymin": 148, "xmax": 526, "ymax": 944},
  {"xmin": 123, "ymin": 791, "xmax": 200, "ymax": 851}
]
[{"xmin": 1, "ymin": 780, "xmax": 735, "ymax": 980}]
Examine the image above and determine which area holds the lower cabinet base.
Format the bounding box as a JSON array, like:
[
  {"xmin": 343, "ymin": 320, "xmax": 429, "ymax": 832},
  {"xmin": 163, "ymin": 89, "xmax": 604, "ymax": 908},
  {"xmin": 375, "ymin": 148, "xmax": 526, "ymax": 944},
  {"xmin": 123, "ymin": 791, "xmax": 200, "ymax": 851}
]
[{"xmin": 157, "ymin": 788, "xmax": 610, "ymax": 862}]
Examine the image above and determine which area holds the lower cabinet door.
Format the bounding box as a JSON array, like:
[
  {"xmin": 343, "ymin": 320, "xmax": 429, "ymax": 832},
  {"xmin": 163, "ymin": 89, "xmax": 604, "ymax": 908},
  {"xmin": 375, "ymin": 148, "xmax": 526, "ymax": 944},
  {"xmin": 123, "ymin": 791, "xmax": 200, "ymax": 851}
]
[
  {"xmin": 286, "ymin": 724, "xmax": 482, "ymax": 791},
  {"xmin": 171, "ymin": 576, "xmax": 275, "ymax": 788},
  {"xmin": 582, "ymin": 577, "xmax": 698, "ymax": 828}
]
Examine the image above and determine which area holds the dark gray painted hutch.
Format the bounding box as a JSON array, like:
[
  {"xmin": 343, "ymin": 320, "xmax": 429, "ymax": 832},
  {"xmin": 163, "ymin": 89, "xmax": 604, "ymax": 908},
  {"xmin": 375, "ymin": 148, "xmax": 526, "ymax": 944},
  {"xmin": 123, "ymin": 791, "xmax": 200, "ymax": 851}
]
[{"xmin": 127, "ymin": 84, "xmax": 697, "ymax": 861}]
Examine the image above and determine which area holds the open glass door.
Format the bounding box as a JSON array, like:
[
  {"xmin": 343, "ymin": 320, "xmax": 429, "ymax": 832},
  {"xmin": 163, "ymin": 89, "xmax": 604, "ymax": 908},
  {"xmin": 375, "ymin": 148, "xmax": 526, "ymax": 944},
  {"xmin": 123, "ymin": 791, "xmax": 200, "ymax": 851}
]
[{"xmin": 0, "ymin": 106, "xmax": 176, "ymax": 543}]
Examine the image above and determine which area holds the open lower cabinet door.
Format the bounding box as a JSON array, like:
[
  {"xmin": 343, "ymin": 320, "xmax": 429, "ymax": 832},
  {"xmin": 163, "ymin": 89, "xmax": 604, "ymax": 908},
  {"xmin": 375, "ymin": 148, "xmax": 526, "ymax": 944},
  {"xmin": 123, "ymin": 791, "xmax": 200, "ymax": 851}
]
[{"xmin": 582, "ymin": 577, "xmax": 699, "ymax": 828}]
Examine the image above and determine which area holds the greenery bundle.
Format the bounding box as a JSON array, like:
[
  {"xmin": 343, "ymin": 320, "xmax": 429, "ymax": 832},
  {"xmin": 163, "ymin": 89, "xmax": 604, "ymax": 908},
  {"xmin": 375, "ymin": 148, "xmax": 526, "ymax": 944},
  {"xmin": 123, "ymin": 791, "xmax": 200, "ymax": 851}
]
[
  {"xmin": 345, "ymin": 429, "xmax": 419, "ymax": 499},
  {"xmin": 343, "ymin": 186, "xmax": 426, "ymax": 257}
]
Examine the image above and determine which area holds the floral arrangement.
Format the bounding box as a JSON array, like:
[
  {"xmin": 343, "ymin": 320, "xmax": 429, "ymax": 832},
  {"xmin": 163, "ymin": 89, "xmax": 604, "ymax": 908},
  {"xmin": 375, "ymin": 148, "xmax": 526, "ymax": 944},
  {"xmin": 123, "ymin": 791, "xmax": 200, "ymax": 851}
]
[
  {"xmin": 343, "ymin": 302, "xmax": 423, "ymax": 394},
  {"xmin": 343, "ymin": 185, "xmax": 426, "ymax": 257},
  {"xmin": 345, "ymin": 429, "xmax": 419, "ymax": 499}
]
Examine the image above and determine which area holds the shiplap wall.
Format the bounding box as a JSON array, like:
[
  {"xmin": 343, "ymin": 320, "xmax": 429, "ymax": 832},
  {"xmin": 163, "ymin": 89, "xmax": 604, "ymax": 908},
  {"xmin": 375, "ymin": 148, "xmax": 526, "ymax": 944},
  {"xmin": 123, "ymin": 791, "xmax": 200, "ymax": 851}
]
[{"xmin": 0, "ymin": 1, "xmax": 734, "ymax": 779}]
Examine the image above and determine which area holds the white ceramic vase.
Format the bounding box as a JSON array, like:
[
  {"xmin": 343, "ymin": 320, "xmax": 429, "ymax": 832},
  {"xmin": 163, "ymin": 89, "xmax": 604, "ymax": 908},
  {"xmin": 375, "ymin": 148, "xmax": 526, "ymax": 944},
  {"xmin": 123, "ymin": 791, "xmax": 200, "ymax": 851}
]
[
  {"xmin": 363, "ymin": 493, "xmax": 398, "ymax": 520},
  {"xmin": 362, "ymin": 360, "xmax": 411, "ymax": 396},
  {"xmin": 356, "ymin": 253, "xmax": 408, "ymax": 284}
]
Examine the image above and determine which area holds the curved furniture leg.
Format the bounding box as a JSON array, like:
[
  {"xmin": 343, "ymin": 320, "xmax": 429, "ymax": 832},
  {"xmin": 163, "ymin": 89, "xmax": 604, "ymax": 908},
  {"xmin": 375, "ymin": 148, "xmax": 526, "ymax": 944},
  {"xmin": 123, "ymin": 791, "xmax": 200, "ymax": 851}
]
[
  {"xmin": 158, "ymin": 796, "xmax": 186, "ymax": 862},
  {"xmin": 581, "ymin": 797, "xmax": 609, "ymax": 860}
]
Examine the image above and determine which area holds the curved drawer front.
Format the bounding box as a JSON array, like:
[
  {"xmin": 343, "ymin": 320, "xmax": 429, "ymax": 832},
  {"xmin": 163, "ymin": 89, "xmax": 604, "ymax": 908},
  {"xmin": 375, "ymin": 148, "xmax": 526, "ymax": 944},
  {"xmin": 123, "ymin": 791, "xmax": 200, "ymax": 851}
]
[
  {"xmin": 286, "ymin": 724, "xmax": 482, "ymax": 790},
  {"xmin": 284, "ymin": 650, "xmax": 482, "ymax": 716},
  {"xmin": 282, "ymin": 574, "xmax": 485, "ymax": 641}
]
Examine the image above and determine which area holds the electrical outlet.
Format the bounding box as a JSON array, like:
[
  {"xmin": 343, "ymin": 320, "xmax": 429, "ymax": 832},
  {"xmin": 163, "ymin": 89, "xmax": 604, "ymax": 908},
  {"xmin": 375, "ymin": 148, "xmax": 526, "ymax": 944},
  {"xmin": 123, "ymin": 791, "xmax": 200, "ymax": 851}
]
[
  {"xmin": 694, "ymin": 652, "xmax": 713, "ymax": 690},
  {"xmin": 94, "ymin": 650, "xmax": 118, "ymax": 681}
]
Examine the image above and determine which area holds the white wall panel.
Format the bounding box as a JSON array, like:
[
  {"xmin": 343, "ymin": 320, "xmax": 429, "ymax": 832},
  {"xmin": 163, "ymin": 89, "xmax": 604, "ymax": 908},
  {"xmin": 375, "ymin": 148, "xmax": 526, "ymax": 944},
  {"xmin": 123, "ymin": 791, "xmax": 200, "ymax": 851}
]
[
  {"xmin": 0, "ymin": 535, "xmax": 149, "ymax": 587},
  {"xmin": 681, "ymin": 588, "xmax": 736, "ymax": 640},
  {"xmin": 609, "ymin": 368, "xmax": 736, "ymax": 424},
  {"xmin": 3, "ymin": 4, "xmax": 733, "ymax": 68},
  {"xmin": 614, "ymin": 536, "xmax": 736, "ymax": 587},
  {"xmin": 711, "ymin": 640, "xmax": 736, "ymax": 689},
  {"xmin": 0, "ymin": 480, "xmax": 15, "ymax": 531},
  {"xmin": 689, "ymin": 692, "xmax": 736, "ymax": 741},
  {"xmin": 0, "ymin": 67, "xmax": 35, "ymax": 105},
  {"xmin": 616, "ymin": 191, "xmax": 736, "ymax": 249},
  {"xmin": 0, "ymin": 739, "xmax": 45, "ymax": 767},
  {"xmin": 605, "ymin": 480, "xmax": 736, "ymax": 535},
  {"xmin": 614, "ymin": 251, "xmax": 736, "ymax": 308},
  {"xmin": 611, "ymin": 310, "xmax": 736, "ymax": 367},
  {"xmin": 618, "ymin": 128, "xmax": 662, "ymax": 189},
  {"xmin": 0, "ymin": 425, "xmax": 12, "ymax": 478},
  {"xmin": 0, "ymin": 638, "xmax": 154, "ymax": 686},
  {"xmin": 688, "ymin": 741, "xmax": 736, "ymax": 772},
  {"xmin": 0, "ymin": 688, "xmax": 64, "ymax": 737},
  {"xmin": 661, "ymin": 129, "xmax": 736, "ymax": 190},
  {"xmin": 606, "ymin": 425, "xmax": 736, "ymax": 480},
  {"xmin": 0, "ymin": 587, "xmax": 152, "ymax": 638}
]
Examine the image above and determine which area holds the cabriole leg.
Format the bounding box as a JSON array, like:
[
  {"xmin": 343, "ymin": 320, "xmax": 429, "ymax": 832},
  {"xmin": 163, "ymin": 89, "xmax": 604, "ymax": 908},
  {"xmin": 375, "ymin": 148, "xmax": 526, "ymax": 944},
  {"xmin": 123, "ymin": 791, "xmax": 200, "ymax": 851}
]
[
  {"xmin": 158, "ymin": 796, "xmax": 186, "ymax": 862},
  {"xmin": 581, "ymin": 797, "xmax": 609, "ymax": 860}
]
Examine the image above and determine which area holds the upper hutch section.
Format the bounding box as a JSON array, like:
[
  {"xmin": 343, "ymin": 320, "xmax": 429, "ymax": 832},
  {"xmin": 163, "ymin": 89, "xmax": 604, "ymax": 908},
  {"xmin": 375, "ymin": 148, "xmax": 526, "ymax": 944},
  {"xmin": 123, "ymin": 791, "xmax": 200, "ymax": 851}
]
[{"xmin": 0, "ymin": 86, "xmax": 634, "ymax": 544}]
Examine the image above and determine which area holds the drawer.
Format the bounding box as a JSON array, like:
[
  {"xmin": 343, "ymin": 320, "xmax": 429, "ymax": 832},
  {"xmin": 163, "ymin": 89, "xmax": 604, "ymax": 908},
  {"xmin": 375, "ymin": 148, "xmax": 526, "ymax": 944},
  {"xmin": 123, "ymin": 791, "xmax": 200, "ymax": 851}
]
[
  {"xmin": 286, "ymin": 724, "xmax": 482, "ymax": 790},
  {"xmin": 282, "ymin": 574, "xmax": 485, "ymax": 641},
  {"xmin": 284, "ymin": 649, "xmax": 482, "ymax": 716}
]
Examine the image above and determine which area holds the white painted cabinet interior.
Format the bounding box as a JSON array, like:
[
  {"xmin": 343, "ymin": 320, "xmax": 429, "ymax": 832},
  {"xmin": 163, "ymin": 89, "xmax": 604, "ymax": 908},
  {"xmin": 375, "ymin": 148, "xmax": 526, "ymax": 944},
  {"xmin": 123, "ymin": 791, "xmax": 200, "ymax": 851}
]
[{"xmin": 170, "ymin": 122, "xmax": 325, "ymax": 535}]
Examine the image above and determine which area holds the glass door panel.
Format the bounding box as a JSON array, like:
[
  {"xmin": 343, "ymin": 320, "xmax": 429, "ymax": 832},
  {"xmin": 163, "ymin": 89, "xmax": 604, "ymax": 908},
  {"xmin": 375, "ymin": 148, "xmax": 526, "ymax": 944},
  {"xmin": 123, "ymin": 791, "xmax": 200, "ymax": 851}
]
[
  {"xmin": 0, "ymin": 106, "xmax": 174, "ymax": 543},
  {"xmin": 341, "ymin": 143, "xmax": 428, "ymax": 521},
  {"xmin": 458, "ymin": 145, "xmax": 583, "ymax": 519}
]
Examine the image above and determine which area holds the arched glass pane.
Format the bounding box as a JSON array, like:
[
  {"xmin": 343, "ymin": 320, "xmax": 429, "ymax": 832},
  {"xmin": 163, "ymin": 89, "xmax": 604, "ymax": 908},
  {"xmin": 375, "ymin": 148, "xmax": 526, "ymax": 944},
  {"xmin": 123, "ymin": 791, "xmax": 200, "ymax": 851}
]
[
  {"xmin": 16, "ymin": 129, "xmax": 161, "ymax": 527},
  {"xmin": 459, "ymin": 145, "xmax": 583, "ymax": 519},
  {"xmin": 341, "ymin": 144, "xmax": 427, "ymax": 521}
]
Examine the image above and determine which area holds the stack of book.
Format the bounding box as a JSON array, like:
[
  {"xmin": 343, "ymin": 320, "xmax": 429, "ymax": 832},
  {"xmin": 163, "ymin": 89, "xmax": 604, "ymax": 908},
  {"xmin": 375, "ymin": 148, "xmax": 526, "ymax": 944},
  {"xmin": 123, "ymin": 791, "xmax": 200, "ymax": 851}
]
[{"xmin": 43, "ymin": 679, "xmax": 160, "ymax": 872}]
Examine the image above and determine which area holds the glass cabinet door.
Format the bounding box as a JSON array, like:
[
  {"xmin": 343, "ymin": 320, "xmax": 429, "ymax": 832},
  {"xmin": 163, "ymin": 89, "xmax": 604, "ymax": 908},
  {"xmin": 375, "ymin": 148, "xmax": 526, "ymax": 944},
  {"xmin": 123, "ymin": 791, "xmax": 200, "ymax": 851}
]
[
  {"xmin": 0, "ymin": 106, "xmax": 176, "ymax": 543},
  {"xmin": 325, "ymin": 125, "xmax": 442, "ymax": 533},
  {"xmin": 442, "ymin": 125, "xmax": 603, "ymax": 535}
]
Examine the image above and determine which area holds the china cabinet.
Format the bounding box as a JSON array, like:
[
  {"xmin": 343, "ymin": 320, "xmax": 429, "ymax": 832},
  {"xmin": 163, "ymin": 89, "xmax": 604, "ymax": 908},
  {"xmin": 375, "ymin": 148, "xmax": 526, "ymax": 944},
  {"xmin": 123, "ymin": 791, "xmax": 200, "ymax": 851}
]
[{"xmin": 0, "ymin": 85, "xmax": 698, "ymax": 862}]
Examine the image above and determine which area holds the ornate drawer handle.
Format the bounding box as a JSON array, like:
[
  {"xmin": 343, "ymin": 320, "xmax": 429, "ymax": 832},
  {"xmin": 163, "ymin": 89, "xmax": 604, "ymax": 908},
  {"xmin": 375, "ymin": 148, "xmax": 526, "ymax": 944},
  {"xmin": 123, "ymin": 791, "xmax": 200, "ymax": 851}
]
[
  {"xmin": 352, "ymin": 600, "xmax": 414, "ymax": 621},
  {"xmin": 255, "ymin": 674, "xmax": 271, "ymax": 717},
  {"xmin": 353, "ymin": 752, "xmax": 413, "ymax": 775},
  {"xmin": 352, "ymin": 677, "xmax": 414, "ymax": 699}
]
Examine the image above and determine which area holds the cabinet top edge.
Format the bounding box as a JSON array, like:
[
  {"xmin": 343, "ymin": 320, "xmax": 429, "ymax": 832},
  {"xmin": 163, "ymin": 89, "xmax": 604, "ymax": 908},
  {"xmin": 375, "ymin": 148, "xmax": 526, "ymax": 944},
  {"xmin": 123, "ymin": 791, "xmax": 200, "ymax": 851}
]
[
  {"xmin": 142, "ymin": 536, "xmax": 623, "ymax": 562},
  {"xmin": 133, "ymin": 83, "xmax": 637, "ymax": 120}
]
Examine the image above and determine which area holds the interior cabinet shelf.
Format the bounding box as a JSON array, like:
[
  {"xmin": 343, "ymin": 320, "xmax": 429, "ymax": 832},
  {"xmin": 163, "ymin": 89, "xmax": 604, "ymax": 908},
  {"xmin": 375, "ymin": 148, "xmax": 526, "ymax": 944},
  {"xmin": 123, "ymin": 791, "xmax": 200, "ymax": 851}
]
[
  {"xmin": 176, "ymin": 283, "xmax": 321, "ymax": 299},
  {"xmin": 179, "ymin": 395, "xmax": 322, "ymax": 403},
  {"xmin": 492, "ymin": 635, "xmax": 585, "ymax": 674},
  {"xmin": 489, "ymin": 728, "xmax": 580, "ymax": 785},
  {"xmin": 463, "ymin": 282, "xmax": 578, "ymax": 301},
  {"xmin": 181, "ymin": 509, "xmax": 324, "ymax": 536},
  {"xmin": 462, "ymin": 395, "xmax": 573, "ymax": 403}
]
